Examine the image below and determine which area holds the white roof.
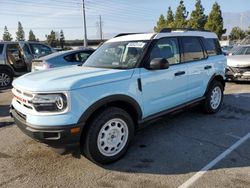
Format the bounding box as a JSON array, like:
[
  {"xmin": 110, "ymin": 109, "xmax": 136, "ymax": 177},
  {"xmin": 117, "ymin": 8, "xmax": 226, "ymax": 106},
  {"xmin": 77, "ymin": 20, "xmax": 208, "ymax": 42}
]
[
  {"xmin": 107, "ymin": 33, "xmax": 155, "ymax": 43},
  {"xmin": 106, "ymin": 30, "xmax": 218, "ymax": 43}
]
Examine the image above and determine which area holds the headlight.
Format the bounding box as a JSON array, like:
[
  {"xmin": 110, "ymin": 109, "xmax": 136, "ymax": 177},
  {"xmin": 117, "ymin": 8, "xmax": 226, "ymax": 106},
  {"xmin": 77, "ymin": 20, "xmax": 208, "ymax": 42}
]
[{"xmin": 31, "ymin": 93, "xmax": 68, "ymax": 112}]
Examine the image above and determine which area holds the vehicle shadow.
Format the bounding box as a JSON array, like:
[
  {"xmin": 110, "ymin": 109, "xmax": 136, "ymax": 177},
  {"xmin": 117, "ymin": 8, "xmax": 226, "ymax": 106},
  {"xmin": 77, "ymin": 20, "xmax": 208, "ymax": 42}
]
[
  {"xmin": 99, "ymin": 93, "xmax": 250, "ymax": 175},
  {"xmin": 0, "ymin": 105, "xmax": 14, "ymax": 128},
  {"xmin": 226, "ymin": 80, "xmax": 250, "ymax": 85},
  {"xmin": 0, "ymin": 105, "xmax": 10, "ymax": 118}
]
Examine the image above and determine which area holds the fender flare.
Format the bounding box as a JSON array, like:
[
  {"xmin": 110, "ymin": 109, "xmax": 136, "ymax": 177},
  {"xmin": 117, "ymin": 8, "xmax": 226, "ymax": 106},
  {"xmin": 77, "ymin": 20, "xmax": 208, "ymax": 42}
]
[
  {"xmin": 77, "ymin": 94, "xmax": 143, "ymax": 124},
  {"xmin": 205, "ymin": 73, "xmax": 225, "ymax": 95}
]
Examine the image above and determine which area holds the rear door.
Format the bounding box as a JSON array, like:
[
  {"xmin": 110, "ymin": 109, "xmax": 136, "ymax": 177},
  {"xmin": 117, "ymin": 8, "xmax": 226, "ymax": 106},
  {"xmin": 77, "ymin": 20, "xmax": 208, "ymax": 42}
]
[
  {"xmin": 6, "ymin": 43, "xmax": 27, "ymax": 72},
  {"xmin": 20, "ymin": 43, "xmax": 34, "ymax": 71},
  {"xmin": 0, "ymin": 44, "xmax": 4, "ymax": 64},
  {"xmin": 140, "ymin": 37, "xmax": 189, "ymax": 117},
  {"xmin": 181, "ymin": 37, "xmax": 211, "ymax": 101}
]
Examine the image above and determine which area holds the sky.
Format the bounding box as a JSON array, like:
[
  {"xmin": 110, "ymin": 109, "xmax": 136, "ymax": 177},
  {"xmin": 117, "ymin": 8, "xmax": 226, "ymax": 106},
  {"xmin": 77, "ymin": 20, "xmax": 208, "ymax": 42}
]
[{"xmin": 0, "ymin": 0, "xmax": 250, "ymax": 41}]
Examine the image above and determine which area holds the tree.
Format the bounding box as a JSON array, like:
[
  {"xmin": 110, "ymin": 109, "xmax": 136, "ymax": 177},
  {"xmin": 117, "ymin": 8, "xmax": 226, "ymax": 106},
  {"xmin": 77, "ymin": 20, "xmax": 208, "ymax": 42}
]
[
  {"xmin": 154, "ymin": 14, "xmax": 166, "ymax": 32},
  {"xmin": 16, "ymin": 21, "xmax": 25, "ymax": 41},
  {"xmin": 188, "ymin": 0, "xmax": 207, "ymax": 29},
  {"xmin": 205, "ymin": 2, "xmax": 226, "ymax": 39},
  {"xmin": 2, "ymin": 26, "xmax": 13, "ymax": 41},
  {"xmin": 245, "ymin": 26, "xmax": 250, "ymax": 35},
  {"xmin": 229, "ymin": 27, "xmax": 246, "ymax": 40},
  {"xmin": 173, "ymin": 0, "xmax": 188, "ymax": 28},
  {"xmin": 59, "ymin": 30, "xmax": 65, "ymax": 49},
  {"xmin": 166, "ymin": 7, "xmax": 174, "ymax": 27},
  {"xmin": 46, "ymin": 30, "xmax": 57, "ymax": 47},
  {"xmin": 28, "ymin": 30, "xmax": 36, "ymax": 41}
]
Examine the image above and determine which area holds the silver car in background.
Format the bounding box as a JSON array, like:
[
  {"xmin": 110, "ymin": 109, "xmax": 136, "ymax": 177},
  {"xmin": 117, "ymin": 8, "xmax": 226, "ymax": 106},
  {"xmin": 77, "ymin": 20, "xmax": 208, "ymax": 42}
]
[
  {"xmin": 32, "ymin": 48, "xmax": 95, "ymax": 71},
  {"xmin": 0, "ymin": 41, "xmax": 54, "ymax": 87},
  {"xmin": 226, "ymin": 45, "xmax": 250, "ymax": 81}
]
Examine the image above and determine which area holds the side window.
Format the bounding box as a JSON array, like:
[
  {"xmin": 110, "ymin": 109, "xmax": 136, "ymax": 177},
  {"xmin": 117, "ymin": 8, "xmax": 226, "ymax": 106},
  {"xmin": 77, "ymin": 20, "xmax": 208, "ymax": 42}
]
[
  {"xmin": 64, "ymin": 51, "xmax": 93, "ymax": 63},
  {"xmin": 182, "ymin": 37, "xmax": 205, "ymax": 62},
  {"xmin": 203, "ymin": 38, "xmax": 222, "ymax": 56},
  {"xmin": 78, "ymin": 51, "xmax": 92, "ymax": 62},
  {"xmin": 22, "ymin": 44, "xmax": 32, "ymax": 56},
  {"xmin": 30, "ymin": 44, "xmax": 52, "ymax": 57},
  {"xmin": 150, "ymin": 38, "xmax": 180, "ymax": 65},
  {"xmin": 0, "ymin": 44, "xmax": 4, "ymax": 54},
  {"xmin": 64, "ymin": 53, "xmax": 77, "ymax": 62},
  {"xmin": 245, "ymin": 47, "xmax": 250, "ymax": 55}
]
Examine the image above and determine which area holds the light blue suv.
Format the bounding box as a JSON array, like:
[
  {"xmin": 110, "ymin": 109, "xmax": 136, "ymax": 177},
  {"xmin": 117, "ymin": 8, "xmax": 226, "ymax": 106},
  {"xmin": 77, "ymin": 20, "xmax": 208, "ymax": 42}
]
[{"xmin": 10, "ymin": 29, "xmax": 226, "ymax": 164}]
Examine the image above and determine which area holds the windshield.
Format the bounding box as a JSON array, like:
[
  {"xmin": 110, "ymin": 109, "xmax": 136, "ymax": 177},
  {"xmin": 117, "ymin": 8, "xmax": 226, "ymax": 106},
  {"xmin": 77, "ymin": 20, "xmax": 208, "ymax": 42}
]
[
  {"xmin": 84, "ymin": 41, "xmax": 149, "ymax": 69},
  {"xmin": 233, "ymin": 46, "xmax": 250, "ymax": 55}
]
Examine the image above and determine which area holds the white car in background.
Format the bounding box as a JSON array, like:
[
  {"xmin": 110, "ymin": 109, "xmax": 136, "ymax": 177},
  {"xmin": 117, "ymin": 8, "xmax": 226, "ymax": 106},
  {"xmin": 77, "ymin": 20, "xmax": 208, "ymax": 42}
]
[{"xmin": 226, "ymin": 45, "xmax": 250, "ymax": 81}]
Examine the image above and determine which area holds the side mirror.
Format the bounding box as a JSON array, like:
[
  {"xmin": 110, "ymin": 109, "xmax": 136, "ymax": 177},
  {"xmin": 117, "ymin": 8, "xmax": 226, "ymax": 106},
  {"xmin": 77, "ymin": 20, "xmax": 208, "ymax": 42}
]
[{"xmin": 148, "ymin": 58, "xmax": 169, "ymax": 70}]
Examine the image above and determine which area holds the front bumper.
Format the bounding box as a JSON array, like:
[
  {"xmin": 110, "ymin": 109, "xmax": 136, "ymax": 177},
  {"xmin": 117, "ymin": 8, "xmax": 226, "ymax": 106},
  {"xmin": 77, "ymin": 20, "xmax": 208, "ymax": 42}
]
[
  {"xmin": 226, "ymin": 66, "xmax": 250, "ymax": 81},
  {"xmin": 10, "ymin": 106, "xmax": 82, "ymax": 149}
]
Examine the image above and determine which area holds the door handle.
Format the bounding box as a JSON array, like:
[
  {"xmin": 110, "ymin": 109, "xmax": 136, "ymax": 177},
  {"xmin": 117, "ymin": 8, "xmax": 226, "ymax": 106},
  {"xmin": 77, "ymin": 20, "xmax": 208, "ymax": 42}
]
[
  {"xmin": 204, "ymin": 65, "xmax": 212, "ymax": 70},
  {"xmin": 174, "ymin": 71, "xmax": 185, "ymax": 76}
]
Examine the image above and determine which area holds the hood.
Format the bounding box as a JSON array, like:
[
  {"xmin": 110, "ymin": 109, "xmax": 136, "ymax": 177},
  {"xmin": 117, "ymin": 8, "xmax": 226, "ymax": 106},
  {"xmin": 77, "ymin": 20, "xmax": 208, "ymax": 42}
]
[
  {"xmin": 227, "ymin": 55, "xmax": 250, "ymax": 67},
  {"xmin": 13, "ymin": 66, "xmax": 134, "ymax": 92}
]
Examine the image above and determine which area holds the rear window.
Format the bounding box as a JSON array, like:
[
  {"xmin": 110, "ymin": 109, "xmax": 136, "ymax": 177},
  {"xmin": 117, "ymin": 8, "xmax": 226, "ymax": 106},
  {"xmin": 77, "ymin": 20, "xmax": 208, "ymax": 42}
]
[
  {"xmin": 64, "ymin": 51, "xmax": 93, "ymax": 63},
  {"xmin": 202, "ymin": 38, "xmax": 222, "ymax": 56},
  {"xmin": 182, "ymin": 37, "xmax": 205, "ymax": 62},
  {"xmin": 0, "ymin": 44, "xmax": 4, "ymax": 54}
]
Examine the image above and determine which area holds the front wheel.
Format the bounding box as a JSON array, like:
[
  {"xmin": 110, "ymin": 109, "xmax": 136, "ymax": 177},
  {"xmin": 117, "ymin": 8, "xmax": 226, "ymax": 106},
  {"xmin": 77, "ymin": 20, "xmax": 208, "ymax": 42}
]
[
  {"xmin": 82, "ymin": 107, "xmax": 134, "ymax": 164},
  {"xmin": 203, "ymin": 80, "xmax": 224, "ymax": 114}
]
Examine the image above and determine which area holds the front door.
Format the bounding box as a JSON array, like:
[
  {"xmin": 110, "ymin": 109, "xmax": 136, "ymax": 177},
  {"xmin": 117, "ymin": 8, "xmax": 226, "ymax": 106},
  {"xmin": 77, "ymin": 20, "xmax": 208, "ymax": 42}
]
[{"xmin": 140, "ymin": 37, "xmax": 189, "ymax": 118}]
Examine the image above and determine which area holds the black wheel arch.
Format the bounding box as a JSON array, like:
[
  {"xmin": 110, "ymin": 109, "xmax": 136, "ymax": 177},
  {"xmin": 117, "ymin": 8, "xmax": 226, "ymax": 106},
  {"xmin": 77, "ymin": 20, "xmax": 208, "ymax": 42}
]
[
  {"xmin": 78, "ymin": 94, "xmax": 142, "ymax": 129},
  {"xmin": 205, "ymin": 74, "xmax": 225, "ymax": 95},
  {"xmin": 0, "ymin": 65, "xmax": 14, "ymax": 76}
]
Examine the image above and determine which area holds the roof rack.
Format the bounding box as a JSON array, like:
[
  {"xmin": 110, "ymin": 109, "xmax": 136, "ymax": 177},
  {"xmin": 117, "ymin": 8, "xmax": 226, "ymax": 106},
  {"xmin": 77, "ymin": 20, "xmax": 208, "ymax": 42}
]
[
  {"xmin": 159, "ymin": 28, "xmax": 211, "ymax": 33},
  {"xmin": 114, "ymin": 33, "xmax": 144, "ymax": 38}
]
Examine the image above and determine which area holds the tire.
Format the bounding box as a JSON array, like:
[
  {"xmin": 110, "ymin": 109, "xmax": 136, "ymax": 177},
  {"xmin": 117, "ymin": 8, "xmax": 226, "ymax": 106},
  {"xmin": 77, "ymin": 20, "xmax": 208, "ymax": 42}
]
[
  {"xmin": 82, "ymin": 107, "xmax": 135, "ymax": 164},
  {"xmin": 203, "ymin": 80, "xmax": 224, "ymax": 114},
  {"xmin": 0, "ymin": 69, "xmax": 13, "ymax": 88}
]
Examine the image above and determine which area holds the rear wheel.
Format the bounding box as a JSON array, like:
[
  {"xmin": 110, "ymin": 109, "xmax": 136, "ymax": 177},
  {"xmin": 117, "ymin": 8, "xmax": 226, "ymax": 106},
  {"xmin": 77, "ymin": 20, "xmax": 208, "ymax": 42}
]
[
  {"xmin": 0, "ymin": 70, "xmax": 13, "ymax": 88},
  {"xmin": 82, "ymin": 107, "xmax": 134, "ymax": 164},
  {"xmin": 203, "ymin": 80, "xmax": 224, "ymax": 114}
]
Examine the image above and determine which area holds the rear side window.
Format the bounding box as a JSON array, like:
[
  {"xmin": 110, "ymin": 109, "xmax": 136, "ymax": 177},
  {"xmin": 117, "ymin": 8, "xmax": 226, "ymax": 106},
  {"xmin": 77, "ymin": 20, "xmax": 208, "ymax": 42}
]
[
  {"xmin": 0, "ymin": 44, "xmax": 4, "ymax": 54},
  {"xmin": 182, "ymin": 37, "xmax": 205, "ymax": 62},
  {"xmin": 202, "ymin": 38, "xmax": 222, "ymax": 56}
]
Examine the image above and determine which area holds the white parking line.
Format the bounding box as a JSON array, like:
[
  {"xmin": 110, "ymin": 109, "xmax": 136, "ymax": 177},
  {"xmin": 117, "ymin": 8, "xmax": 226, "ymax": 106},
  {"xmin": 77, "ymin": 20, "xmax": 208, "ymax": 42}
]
[
  {"xmin": 178, "ymin": 132, "xmax": 250, "ymax": 188},
  {"xmin": 0, "ymin": 116, "xmax": 12, "ymax": 122}
]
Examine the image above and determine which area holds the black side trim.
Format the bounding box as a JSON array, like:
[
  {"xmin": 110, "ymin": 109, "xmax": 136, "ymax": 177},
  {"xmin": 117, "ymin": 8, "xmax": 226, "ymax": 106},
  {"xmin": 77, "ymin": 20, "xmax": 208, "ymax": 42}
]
[
  {"xmin": 137, "ymin": 78, "xmax": 142, "ymax": 91},
  {"xmin": 77, "ymin": 95, "xmax": 142, "ymax": 124},
  {"xmin": 139, "ymin": 97, "xmax": 205, "ymax": 124}
]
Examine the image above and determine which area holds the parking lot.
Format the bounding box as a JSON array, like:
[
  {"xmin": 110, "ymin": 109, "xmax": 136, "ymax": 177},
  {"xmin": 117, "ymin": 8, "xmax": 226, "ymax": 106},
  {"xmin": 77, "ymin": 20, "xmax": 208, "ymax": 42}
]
[{"xmin": 0, "ymin": 82, "xmax": 250, "ymax": 188}]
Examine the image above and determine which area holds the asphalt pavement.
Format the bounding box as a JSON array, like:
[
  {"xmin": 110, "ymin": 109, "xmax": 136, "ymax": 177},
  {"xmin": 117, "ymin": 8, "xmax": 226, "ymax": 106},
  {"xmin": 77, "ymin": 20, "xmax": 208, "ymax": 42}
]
[{"xmin": 0, "ymin": 82, "xmax": 250, "ymax": 188}]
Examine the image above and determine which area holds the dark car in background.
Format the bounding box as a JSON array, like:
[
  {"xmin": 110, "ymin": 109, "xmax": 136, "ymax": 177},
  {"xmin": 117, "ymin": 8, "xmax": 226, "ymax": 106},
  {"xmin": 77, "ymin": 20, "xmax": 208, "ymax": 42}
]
[
  {"xmin": 0, "ymin": 41, "xmax": 54, "ymax": 88},
  {"xmin": 32, "ymin": 48, "xmax": 95, "ymax": 71}
]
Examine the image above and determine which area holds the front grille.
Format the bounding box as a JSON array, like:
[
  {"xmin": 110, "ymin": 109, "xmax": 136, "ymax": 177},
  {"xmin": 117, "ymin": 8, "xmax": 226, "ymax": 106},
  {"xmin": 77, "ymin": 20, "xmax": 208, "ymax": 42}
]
[
  {"xmin": 231, "ymin": 66, "xmax": 250, "ymax": 73},
  {"xmin": 12, "ymin": 87, "xmax": 35, "ymax": 111}
]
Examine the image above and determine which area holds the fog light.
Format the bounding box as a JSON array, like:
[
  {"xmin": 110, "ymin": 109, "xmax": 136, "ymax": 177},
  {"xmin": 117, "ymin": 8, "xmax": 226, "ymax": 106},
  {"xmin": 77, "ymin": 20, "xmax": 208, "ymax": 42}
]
[{"xmin": 71, "ymin": 127, "xmax": 80, "ymax": 134}]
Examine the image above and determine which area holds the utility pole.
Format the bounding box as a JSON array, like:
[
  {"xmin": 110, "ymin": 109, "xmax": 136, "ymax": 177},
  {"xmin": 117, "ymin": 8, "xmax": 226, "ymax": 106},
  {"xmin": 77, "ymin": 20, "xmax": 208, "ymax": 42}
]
[
  {"xmin": 99, "ymin": 15, "xmax": 103, "ymax": 41},
  {"xmin": 82, "ymin": 0, "xmax": 87, "ymax": 47}
]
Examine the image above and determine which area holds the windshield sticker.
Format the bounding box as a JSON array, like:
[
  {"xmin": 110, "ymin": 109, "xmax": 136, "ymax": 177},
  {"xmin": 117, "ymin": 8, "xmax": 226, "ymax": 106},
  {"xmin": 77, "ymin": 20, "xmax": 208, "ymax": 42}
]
[{"xmin": 127, "ymin": 42, "xmax": 146, "ymax": 48}]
